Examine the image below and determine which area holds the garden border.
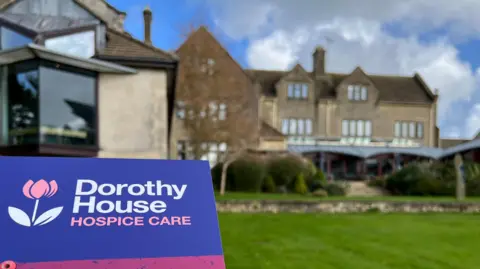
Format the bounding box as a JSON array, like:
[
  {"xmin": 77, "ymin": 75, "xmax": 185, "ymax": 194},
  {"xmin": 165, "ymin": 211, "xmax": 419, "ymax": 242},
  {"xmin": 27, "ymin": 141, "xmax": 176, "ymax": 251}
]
[{"xmin": 216, "ymin": 200, "xmax": 480, "ymax": 213}]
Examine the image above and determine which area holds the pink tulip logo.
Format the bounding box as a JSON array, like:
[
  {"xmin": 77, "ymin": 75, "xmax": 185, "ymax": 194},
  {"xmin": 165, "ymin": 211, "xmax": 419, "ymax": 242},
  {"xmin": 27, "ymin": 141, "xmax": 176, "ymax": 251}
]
[{"xmin": 8, "ymin": 179, "xmax": 64, "ymax": 227}]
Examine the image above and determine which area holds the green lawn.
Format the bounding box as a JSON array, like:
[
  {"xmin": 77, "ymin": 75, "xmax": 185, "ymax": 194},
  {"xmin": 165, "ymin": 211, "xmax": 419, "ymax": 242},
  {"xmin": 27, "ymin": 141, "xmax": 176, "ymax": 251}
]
[
  {"xmin": 219, "ymin": 213, "xmax": 480, "ymax": 269},
  {"xmin": 215, "ymin": 192, "xmax": 480, "ymax": 202}
]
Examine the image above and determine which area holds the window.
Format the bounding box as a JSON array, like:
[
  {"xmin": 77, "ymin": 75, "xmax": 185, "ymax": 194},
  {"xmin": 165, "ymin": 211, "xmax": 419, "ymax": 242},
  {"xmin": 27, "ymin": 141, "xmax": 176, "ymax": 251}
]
[
  {"xmin": 357, "ymin": 120, "xmax": 364, "ymax": 136},
  {"xmin": 8, "ymin": 62, "xmax": 39, "ymax": 145},
  {"xmin": 281, "ymin": 119, "xmax": 289, "ymax": 134},
  {"xmin": 289, "ymin": 119, "xmax": 297, "ymax": 134},
  {"xmin": 45, "ymin": 31, "xmax": 95, "ymax": 58},
  {"xmin": 360, "ymin": 86, "xmax": 367, "ymax": 100},
  {"xmin": 218, "ymin": 103, "xmax": 227, "ymax": 120},
  {"xmin": 401, "ymin": 122, "xmax": 408, "ymax": 137},
  {"xmin": 305, "ymin": 119, "xmax": 312, "ymax": 135},
  {"xmin": 288, "ymin": 83, "xmax": 308, "ymax": 99},
  {"xmin": 283, "ymin": 118, "xmax": 313, "ymax": 135},
  {"xmin": 347, "ymin": 85, "xmax": 354, "ymax": 100},
  {"xmin": 0, "ymin": 27, "xmax": 32, "ymax": 50},
  {"xmin": 394, "ymin": 122, "xmax": 401, "ymax": 137},
  {"xmin": 348, "ymin": 84, "xmax": 368, "ymax": 101},
  {"xmin": 297, "ymin": 119, "xmax": 305, "ymax": 134},
  {"xmin": 301, "ymin": 84, "xmax": 308, "ymax": 98},
  {"xmin": 409, "ymin": 122, "xmax": 416, "ymax": 138},
  {"xmin": 176, "ymin": 101, "xmax": 185, "ymax": 119},
  {"xmin": 395, "ymin": 121, "xmax": 424, "ymax": 139},
  {"xmin": 365, "ymin": 121, "xmax": 372, "ymax": 137},
  {"xmin": 294, "ymin": 84, "xmax": 301, "ymax": 98},
  {"xmin": 288, "ymin": 84, "xmax": 294, "ymax": 97},
  {"xmin": 354, "ymin": 86, "xmax": 361, "ymax": 100},
  {"xmin": 417, "ymin": 122, "xmax": 424, "ymax": 138},
  {"xmin": 342, "ymin": 120, "xmax": 372, "ymax": 137},
  {"xmin": 349, "ymin": 120, "xmax": 356, "ymax": 136},
  {"xmin": 342, "ymin": 120, "xmax": 349, "ymax": 136},
  {"xmin": 39, "ymin": 65, "xmax": 96, "ymax": 146}
]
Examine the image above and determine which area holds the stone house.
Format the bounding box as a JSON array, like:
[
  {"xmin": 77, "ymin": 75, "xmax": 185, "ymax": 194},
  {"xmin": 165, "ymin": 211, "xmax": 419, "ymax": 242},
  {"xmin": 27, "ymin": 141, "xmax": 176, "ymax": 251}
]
[{"xmin": 0, "ymin": 0, "xmax": 176, "ymax": 159}]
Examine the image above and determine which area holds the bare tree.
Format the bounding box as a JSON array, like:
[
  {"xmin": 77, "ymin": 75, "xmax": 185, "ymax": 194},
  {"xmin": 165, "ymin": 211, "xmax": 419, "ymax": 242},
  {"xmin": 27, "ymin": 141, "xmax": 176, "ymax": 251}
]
[{"xmin": 175, "ymin": 25, "xmax": 258, "ymax": 195}]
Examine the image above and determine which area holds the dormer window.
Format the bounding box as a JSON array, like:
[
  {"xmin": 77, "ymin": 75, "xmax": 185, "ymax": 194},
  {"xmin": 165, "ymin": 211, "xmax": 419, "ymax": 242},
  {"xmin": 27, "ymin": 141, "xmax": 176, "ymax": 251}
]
[
  {"xmin": 287, "ymin": 83, "xmax": 308, "ymax": 99},
  {"xmin": 347, "ymin": 85, "xmax": 367, "ymax": 101},
  {"xmin": 44, "ymin": 30, "xmax": 95, "ymax": 58}
]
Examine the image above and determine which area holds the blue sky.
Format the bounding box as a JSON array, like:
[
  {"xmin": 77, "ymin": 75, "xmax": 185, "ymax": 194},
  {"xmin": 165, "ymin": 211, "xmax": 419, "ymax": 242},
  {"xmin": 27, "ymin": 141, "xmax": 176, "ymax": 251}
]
[{"xmin": 109, "ymin": 0, "xmax": 480, "ymax": 139}]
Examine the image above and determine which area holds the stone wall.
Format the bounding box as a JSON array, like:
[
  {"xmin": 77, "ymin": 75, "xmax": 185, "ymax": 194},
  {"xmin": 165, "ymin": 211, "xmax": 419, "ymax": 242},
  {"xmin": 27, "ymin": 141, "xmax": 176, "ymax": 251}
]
[{"xmin": 216, "ymin": 200, "xmax": 480, "ymax": 213}]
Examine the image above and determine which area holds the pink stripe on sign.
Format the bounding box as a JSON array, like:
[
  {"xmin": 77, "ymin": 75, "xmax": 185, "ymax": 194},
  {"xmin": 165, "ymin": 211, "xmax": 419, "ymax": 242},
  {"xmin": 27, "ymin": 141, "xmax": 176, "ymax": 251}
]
[{"xmin": 16, "ymin": 255, "xmax": 225, "ymax": 269}]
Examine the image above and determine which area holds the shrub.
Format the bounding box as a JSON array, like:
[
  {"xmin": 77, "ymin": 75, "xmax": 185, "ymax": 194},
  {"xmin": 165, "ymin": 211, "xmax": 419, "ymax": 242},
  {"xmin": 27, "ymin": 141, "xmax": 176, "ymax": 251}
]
[
  {"xmin": 294, "ymin": 173, "xmax": 308, "ymax": 195},
  {"xmin": 229, "ymin": 156, "xmax": 266, "ymax": 192},
  {"xmin": 325, "ymin": 182, "xmax": 347, "ymax": 196},
  {"xmin": 262, "ymin": 175, "xmax": 276, "ymax": 193},
  {"xmin": 308, "ymin": 171, "xmax": 327, "ymax": 191},
  {"xmin": 312, "ymin": 188, "xmax": 328, "ymax": 197},
  {"xmin": 385, "ymin": 163, "xmax": 455, "ymax": 196},
  {"xmin": 267, "ymin": 156, "xmax": 306, "ymax": 187}
]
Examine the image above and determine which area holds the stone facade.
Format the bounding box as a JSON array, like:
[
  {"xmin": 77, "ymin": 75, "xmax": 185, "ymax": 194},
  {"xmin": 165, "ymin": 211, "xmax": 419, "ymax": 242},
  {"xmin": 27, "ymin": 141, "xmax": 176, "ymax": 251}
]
[
  {"xmin": 217, "ymin": 200, "xmax": 480, "ymax": 213},
  {"xmin": 170, "ymin": 27, "xmax": 260, "ymax": 160},
  {"xmin": 98, "ymin": 69, "xmax": 168, "ymax": 159}
]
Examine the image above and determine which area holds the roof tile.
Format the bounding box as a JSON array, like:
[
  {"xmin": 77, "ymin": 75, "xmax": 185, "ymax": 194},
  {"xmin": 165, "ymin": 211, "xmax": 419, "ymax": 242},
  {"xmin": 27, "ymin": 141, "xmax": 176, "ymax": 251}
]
[{"xmin": 246, "ymin": 69, "xmax": 435, "ymax": 104}]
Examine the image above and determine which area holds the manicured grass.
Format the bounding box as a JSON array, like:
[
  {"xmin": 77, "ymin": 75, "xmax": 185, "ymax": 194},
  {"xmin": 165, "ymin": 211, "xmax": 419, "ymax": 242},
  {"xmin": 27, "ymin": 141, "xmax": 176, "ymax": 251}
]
[
  {"xmin": 219, "ymin": 213, "xmax": 480, "ymax": 269},
  {"xmin": 215, "ymin": 192, "xmax": 480, "ymax": 202}
]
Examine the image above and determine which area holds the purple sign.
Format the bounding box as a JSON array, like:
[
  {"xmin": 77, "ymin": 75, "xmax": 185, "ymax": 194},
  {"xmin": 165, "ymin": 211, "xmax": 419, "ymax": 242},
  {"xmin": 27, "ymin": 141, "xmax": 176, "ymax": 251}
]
[{"xmin": 0, "ymin": 157, "xmax": 225, "ymax": 269}]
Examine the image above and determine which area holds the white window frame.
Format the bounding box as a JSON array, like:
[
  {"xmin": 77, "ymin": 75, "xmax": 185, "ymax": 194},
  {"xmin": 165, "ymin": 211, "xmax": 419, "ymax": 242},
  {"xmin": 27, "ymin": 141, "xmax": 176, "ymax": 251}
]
[
  {"xmin": 289, "ymin": 119, "xmax": 297, "ymax": 134},
  {"xmin": 417, "ymin": 122, "xmax": 424, "ymax": 138},
  {"xmin": 360, "ymin": 86, "xmax": 367, "ymax": 100},
  {"xmin": 347, "ymin": 85, "xmax": 354, "ymax": 100},
  {"xmin": 297, "ymin": 119, "xmax": 305, "ymax": 134}
]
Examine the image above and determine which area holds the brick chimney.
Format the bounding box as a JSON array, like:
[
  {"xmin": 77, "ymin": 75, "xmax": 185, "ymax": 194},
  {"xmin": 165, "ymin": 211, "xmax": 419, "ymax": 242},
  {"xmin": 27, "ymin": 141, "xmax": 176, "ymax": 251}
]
[
  {"xmin": 143, "ymin": 6, "xmax": 152, "ymax": 45},
  {"xmin": 313, "ymin": 46, "xmax": 325, "ymax": 76}
]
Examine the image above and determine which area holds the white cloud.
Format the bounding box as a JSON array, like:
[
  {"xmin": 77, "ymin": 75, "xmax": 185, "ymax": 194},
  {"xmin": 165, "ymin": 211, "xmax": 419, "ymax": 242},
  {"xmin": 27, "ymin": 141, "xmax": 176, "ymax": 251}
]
[
  {"xmin": 466, "ymin": 104, "xmax": 480, "ymax": 138},
  {"xmin": 204, "ymin": 0, "xmax": 480, "ymax": 137},
  {"xmin": 246, "ymin": 18, "xmax": 479, "ymax": 123}
]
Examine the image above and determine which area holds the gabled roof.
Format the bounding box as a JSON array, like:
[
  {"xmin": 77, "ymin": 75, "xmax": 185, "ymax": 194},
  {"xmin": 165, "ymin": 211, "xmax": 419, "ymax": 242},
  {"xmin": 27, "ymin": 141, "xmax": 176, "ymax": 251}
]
[
  {"xmin": 98, "ymin": 28, "xmax": 177, "ymax": 62},
  {"xmin": 247, "ymin": 69, "xmax": 436, "ymax": 104}
]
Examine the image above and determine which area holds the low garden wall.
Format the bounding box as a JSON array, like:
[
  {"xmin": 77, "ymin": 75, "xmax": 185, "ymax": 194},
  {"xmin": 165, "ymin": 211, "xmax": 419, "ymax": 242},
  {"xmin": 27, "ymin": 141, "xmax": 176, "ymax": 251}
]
[{"xmin": 216, "ymin": 200, "xmax": 480, "ymax": 213}]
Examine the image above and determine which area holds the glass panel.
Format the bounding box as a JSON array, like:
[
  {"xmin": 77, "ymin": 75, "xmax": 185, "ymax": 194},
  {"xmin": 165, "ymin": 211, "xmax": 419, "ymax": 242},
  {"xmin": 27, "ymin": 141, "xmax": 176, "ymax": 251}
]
[
  {"xmin": 341, "ymin": 120, "xmax": 349, "ymax": 136},
  {"xmin": 301, "ymin": 84, "xmax": 308, "ymax": 98},
  {"xmin": 401, "ymin": 122, "xmax": 408, "ymax": 137},
  {"xmin": 417, "ymin": 122, "xmax": 424, "ymax": 138},
  {"xmin": 357, "ymin": 120, "xmax": 364, "ymax": 136},
  {"xmin": 394, "ymin": 122, "xmax": 401, "ymax": 137},
  {"xmin": 281, "ymin": 119, "xmax": 289, "ymax": 134},
  {"xmin": 39, "ymin": 66, "xmax": 96, "ymax": 146},
  {"xmin": 409, "ymin": 122, "xmax": 416, "ymax": 138},
  {"xmin": 354, "ymin": 86, "xmax": 361, "ymax": 100},
  {"xmin": 8, "ymin": 63, "xmax": 39, "ymax": 145},
  {"xmin": 45, "ymin": 30, "xmax": 95, "ymax": 58},
  {"xmin": 1, "ymin": 27, "xmax": 32, "ymax": 50},
  {"xmin": 289, "ymin": 119, "xmax": 296, "ymax": 134},
  {"xmin": 297, "ymin": 119, "xmax": 304, "ymax": 134},
  {"xmin": 287, "ymin": 84, "xmax": 294, "ymax": 97},
  {"xmin": 349, "ymin": 120, "xmax": 356, "ymax": 136},
  {"xmin": 305, "ymin": 119, "xmax": 312, "ymax": 135},
  {"xmin": 365, "ymin": 121, "xmax": 372, "ymax": 137},
  {"xmin": 347, "ymin": 85, "xmax": 354, "ymax": 100},
  {"xmin": 294, "ymin": 84, "xmax": 301, "ymax": 98},
  {"xmin": 361, "ymin": 87, "xmax": 367, "ymax": 100}
]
